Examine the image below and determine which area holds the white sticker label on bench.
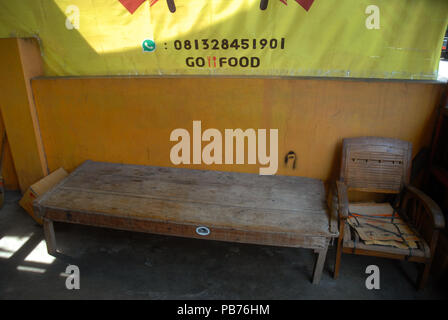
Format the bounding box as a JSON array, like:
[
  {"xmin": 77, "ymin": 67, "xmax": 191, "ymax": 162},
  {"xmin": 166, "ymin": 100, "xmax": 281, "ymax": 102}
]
[{"xmin": 196, "ymin": 226, "xmax": 210, "ymax": 236}]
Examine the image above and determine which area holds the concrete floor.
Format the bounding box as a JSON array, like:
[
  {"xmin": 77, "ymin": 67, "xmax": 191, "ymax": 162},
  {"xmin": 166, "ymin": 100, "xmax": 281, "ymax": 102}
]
[{"xmin": 0, "ymin": 191, "xmax": 447, "ymax": 299}]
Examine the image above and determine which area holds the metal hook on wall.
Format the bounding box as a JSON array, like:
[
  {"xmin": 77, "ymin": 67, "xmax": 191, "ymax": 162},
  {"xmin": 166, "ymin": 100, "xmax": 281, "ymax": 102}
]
[{"xmin": 284, "ymin": 151, "xmax": 297, "ymax": 169}]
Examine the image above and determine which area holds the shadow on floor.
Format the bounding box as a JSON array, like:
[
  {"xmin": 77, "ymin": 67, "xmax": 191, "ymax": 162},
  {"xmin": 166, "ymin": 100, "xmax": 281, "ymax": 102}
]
[{"xmin": 0, "ymin": 191, "xmax": 447, "ymax": 299}]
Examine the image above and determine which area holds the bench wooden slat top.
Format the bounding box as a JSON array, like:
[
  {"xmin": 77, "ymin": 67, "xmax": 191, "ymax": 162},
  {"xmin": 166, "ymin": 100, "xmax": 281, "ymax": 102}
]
[{"xmin": 35, "ymin": 161, "xmax": 335, "ymax": 237}]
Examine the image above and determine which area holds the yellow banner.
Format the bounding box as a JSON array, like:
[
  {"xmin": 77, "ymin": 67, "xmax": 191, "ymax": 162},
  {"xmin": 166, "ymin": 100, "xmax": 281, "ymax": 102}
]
[{"xmin": 0, "ymin": 0, "xmax": 447, "ymax": 79}]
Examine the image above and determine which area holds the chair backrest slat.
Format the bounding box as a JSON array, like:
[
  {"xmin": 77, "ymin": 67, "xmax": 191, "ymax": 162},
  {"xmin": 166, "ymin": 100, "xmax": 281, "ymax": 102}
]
[{"xmin": 340, "ymin": 137, "xmax": 412, "ymax": 194}]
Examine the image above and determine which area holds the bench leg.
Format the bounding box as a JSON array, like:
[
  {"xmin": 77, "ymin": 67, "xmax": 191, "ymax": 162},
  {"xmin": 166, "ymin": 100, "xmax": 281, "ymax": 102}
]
[
  {"xmin": 312, "ymin": 246, "xmax": 328, "ymax": 284},
  {"xmin": 43, "ymin": 219, "xmax": 57, "ymax": 255}
]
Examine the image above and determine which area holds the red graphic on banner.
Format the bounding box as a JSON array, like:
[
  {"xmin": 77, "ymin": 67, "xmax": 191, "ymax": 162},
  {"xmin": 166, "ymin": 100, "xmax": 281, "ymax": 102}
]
[
  {"xmin": 119, "ymin": 0, "xmax": 314, "ymax": 14},
  {"xmin": 119, "ymin": 0, "xmax": 145, "ymax": 14},
  {"xmin": 279, "ymin": 0, "xmax": 315, "ymax": 11},
  {"xmin": 119, "ymin": 0, "xmax": 174, "ymax": 14},
  {"xmin": 295, "ymin": 0, "xmax": 315, "ymax": 11}
]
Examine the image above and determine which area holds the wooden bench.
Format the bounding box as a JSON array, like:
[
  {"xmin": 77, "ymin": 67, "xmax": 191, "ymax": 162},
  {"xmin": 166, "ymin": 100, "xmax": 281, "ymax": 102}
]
[{"xmin": 34, "ymin": 160, "xmax": 338, "ymax": 284}]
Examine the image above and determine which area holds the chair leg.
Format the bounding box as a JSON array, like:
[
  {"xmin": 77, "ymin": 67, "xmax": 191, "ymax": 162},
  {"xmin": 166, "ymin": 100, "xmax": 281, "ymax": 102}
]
[
  {"xmin": 334, "ymin": 239, "xmax": 343, "ymax": 279},
  {"xmin": 334, "ymin": 221, "xmax": 345, "ymax": 279},
  {"xmin": 417, "ymin": 261, "xmax": 432, "ymax": 290}
]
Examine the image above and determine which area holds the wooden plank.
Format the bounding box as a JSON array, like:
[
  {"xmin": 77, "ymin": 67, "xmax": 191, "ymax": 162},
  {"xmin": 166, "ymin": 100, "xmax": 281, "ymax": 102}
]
[
  {"xmin": 74, "ymin": 161, "xmax": 326, "ymax": 198},
  {"xmin": 61, "ymin": 172, "xmax": 326, "ymax": 211},
  {"xmin": 44, "ymin": 209, "xmax": 328, "ymax": 250},
  {"xmin": 45, "ymin": 161, "xmax": 328, "ymax": 209},
  {"xmin": 40, "ymin": 189, "xmax": 330, "ymax": 235},
  {"xmin": 34, "ymin": 161, "xmax": 340, "ymax": 284},
  {"xmin": 0, "ymin": 38, "xmax": 47, "ymax": 191},
  {"xmin": 36, "ymin": 161, "xmax": 335, "ymax": 237},
  {"xmin": 342, "ymin": 247, "xmax": 427, "ymax": 263}
]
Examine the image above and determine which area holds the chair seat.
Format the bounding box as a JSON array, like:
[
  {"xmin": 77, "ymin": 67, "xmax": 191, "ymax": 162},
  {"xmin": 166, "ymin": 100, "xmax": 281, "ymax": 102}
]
[
  {"xmin": 342, "ymin": 223, "xmax": 431, "ymax": 258},
  {"xmin": 342, "ymin": 202, "xmax": 431, "ymax": 259}
]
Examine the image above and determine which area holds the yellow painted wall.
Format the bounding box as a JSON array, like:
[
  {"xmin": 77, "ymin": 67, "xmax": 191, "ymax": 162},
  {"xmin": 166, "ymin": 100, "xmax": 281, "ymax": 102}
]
[
  {"xmin": 31, "ymin": 77, "xmax": 443, "ymax": 183},
  {"xmin": 0, "ymin": 38, "xmax": 47, "ymax": 192}
]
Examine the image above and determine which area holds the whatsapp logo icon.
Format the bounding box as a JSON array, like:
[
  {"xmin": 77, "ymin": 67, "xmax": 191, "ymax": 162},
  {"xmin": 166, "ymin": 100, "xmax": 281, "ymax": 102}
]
[{"xmin": 142, "ymin": 39, "xmax": 156, "ymax": 52}]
